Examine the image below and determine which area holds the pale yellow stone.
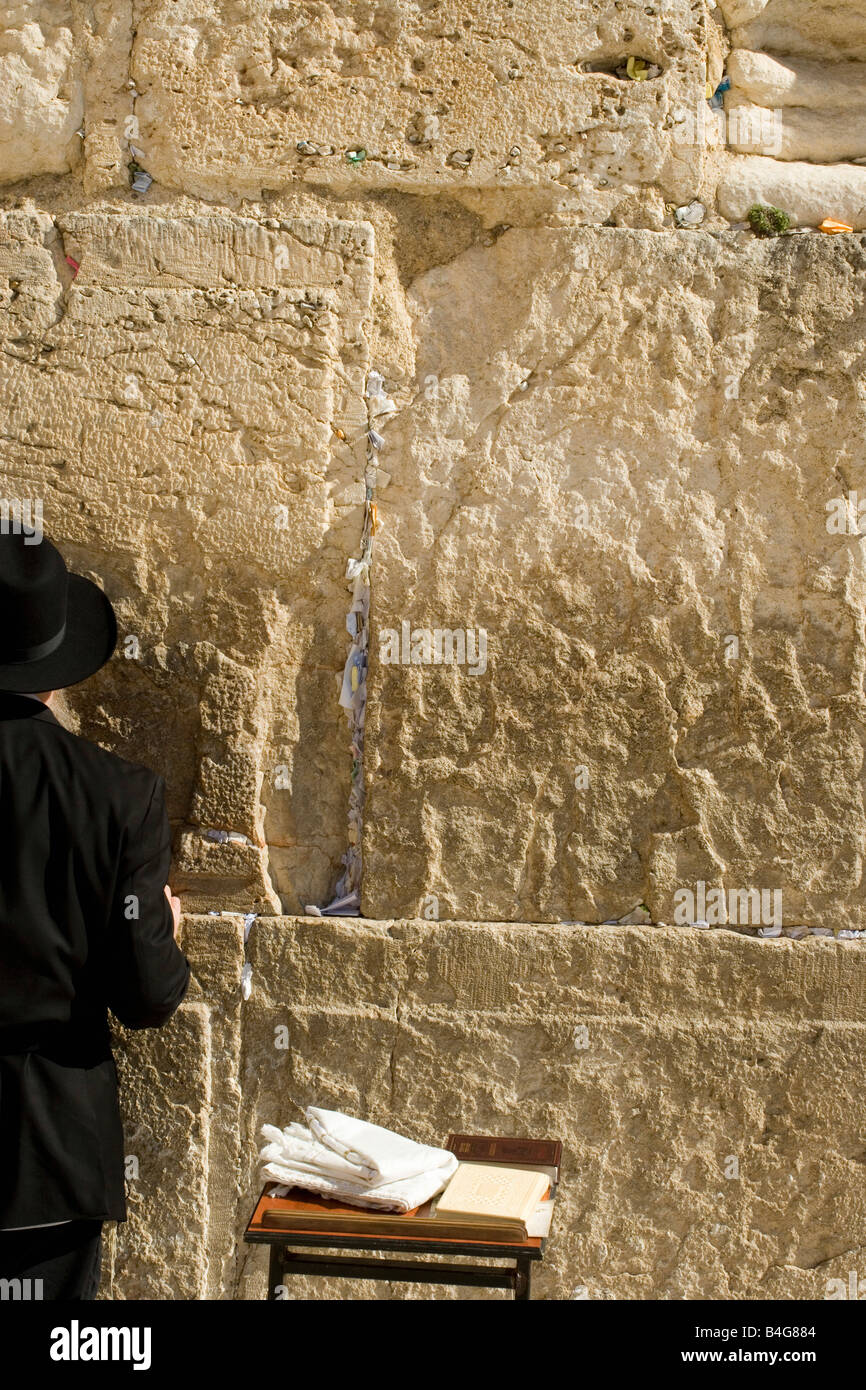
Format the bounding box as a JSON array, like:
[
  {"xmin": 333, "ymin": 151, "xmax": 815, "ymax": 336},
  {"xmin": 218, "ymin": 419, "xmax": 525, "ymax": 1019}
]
[
  {"xmin": 722, "ymin": 6, "xmax": 866, "ymax": 169},
  {"xmin": 125, "ymin": 0, "xmax": 706, "ymax": 207},
  {"xmin": 104, "ymin": 917, "xmax": 866, "ymax": 1302},
  {"xmin": 719, "ymin": 155, "xmax": 866, "ymax": 226},
  {"xmin": 0, "ymin": 209, "xmax": 373, "ymax": 913},
  {"xmin": 725, "ymin": 98, "xmax": 866, "ymax": 163},
  {"xmin": 110, "ymin": 1001, "xmax": 212, "ymax": 1300},
  {"xmin": 2, "ymin": 3, "xmax": 866, "ymax": 1307},
  {"xmin": 728, "ymin": 50, "xmax": 866, "ymax": 110},
  {"xmin": 722, "ymin": 0, "xmax": 866, "ymax": 62},
  {"xmin": 104, "ymin": 917, "xmax": 246, "ymax": 1300},
  {"xmin": 0, "ymin": 3, "xmax": 82, "ymax": 183},
  {"xmin": 363, "ymin": 226, "xmax": 866, "ymax": 927}
]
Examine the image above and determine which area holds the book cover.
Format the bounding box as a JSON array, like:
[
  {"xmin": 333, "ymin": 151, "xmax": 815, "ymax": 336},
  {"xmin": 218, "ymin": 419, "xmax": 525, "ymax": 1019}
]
[
  {"xmin": 435, "ymin": 1163, "xmax": 549, "ymax": 1225},
  {"xmin": 446, "ymin": 1133, "xmax": 562, "ymax": 1182}
]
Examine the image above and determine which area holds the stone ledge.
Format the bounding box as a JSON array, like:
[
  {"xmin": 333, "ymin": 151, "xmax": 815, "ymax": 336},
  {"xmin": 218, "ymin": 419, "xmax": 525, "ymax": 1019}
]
[
  {"xmin": 719, "ymin": 154, "xmax": 866, "ymax": 225},
  {"xmin": 240, "ymin": 915, "xmax": 866, "ymax": 1020}
]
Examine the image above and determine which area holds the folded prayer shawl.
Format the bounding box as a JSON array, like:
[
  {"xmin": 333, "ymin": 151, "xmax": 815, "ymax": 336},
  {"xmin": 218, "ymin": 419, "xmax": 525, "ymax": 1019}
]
[
  {"xmin": 258, "ymin": 1109, "xmax": 459, "ymax": 1211},
  {"xmin": 305, "ymin": 1107, "xmax": 456, "ymax": 1186},
  {"xmin": 261, "ymin": 1155, "xmax": 457, "ymax": 1214},
  {"xmin": 260, "ymin": 1124, "xmax": 370, "ymax": 1182}
]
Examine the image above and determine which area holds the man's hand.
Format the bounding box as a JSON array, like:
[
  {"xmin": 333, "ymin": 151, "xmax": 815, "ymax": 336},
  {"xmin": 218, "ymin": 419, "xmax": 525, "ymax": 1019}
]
[{"xmin": 164, "ymin": 884, "xmax": 181, "ymax": 940}]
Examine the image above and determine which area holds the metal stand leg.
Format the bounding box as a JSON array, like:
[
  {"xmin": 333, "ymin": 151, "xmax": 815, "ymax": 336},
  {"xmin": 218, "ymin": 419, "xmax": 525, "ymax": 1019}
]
[
  {"xmin": 268, "ymin": 1244, "xmax": 284, "ymax": 1300},
  {"xmin": 513, "ymin": 1256, "xmax": 532, "ymax": 1301},
  {"xmin": 262, "ymin": 1240, "xmax": 536, "ymax": 1301}
]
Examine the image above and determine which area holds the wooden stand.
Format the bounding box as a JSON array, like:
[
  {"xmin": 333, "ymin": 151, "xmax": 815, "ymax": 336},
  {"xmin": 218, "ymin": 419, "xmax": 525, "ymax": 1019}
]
[{"xmin": 244, "ymin": 1187, "xmax": 554, "ymax": 1301}]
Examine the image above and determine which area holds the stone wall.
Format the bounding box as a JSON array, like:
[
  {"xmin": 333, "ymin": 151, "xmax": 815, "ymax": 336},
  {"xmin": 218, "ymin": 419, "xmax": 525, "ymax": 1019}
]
[
  {"xmin": 2, "ymin": 2, "xmax": 866, "ymax": 1300},
  {"xmin": 363, "ymin": 226, "xmax": 866, "ymax": 926},
  {"xmin": 0, "ymin": 206, "xmax": 372, "ymax": 912},
  {"xmin": 102, "ymin": 917, "xmax": 866, "ymax": 1300}
]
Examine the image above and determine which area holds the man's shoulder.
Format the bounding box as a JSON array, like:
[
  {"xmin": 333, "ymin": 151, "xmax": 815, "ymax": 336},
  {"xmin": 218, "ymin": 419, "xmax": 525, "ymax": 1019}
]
[{"xmin": 41, "ymin": 718, "xmax": 163, "ymax": 801}]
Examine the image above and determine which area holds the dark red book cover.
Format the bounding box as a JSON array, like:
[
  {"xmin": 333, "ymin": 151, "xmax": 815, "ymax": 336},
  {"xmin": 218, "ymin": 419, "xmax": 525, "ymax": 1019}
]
[{"xmin": 446, "ymin": 1133, "xmax": 562, "ymax": 1176}]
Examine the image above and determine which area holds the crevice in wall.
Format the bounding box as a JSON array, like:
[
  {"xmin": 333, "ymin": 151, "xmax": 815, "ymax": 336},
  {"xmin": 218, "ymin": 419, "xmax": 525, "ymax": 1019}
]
[
  {"xmin": 307, "ymin": 366, "xmax": 394, "ymax": 917},
  {"xmin": 577, "ymin": 57, "xmax": 664, "ymax": 81},
  {"xmin": 560, "ymin": 916, "xmax": 865, "ymax": 942}
]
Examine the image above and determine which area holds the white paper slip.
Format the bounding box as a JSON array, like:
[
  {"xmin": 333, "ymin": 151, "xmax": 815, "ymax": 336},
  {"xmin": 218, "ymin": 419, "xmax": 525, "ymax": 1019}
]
[{"xmin": 525, "ymin": 1199, "xmax": 555, "ymax": 1239}]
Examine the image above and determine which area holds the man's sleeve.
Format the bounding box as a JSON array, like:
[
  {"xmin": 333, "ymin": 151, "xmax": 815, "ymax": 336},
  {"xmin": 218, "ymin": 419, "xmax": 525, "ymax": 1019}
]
[{"xmin": 106, "ymin": 773, "xmax": 191, "ymax": 1029}]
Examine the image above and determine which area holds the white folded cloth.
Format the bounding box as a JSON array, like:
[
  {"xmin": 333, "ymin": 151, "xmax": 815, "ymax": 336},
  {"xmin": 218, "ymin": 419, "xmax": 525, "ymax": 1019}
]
[
  {"xmin": 258, "ymin": 1108, "xmax": 459, "ymax": 1211},
  {"xmin": 262, "ymin": 1158, "xmax": 456, "ymax": 1214},
  {"xmin": 260, "ymin": 1124, "xmax": 369, "ymax": 1182},
  {"xmin": 305, "ymin": 1107, "xmax": 455, "ymax": 1186}
]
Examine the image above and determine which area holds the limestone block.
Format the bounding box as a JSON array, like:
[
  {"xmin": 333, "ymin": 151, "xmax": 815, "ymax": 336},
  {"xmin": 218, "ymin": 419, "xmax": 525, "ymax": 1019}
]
[
  {"xmin": 718, "ymin": 1, "xmax": 772, "ymax": 25},
  {"xmin": 721, "ymin": 11, "xmax": 866, "ymax": 164},
  {"xmin": 231, "ymin": 924, "xmax": 405, "ymax": 1297},
  {"xmin": 76, "ymin": 2, "xmax": 138, "ymax": 196},
  {"xmin": 103, "ymin": 916, "xmax": 246, "ymax": 1300},
  {"xmin": 122, "ymin": 0, "xmax": 707, "ymax": 206},
  {"xmin": 728, "ymin": 50, "xmax": 866, "ymax": 110},
  {"xmin": 236, "ymin": 915, "xmax": 404, "ymax": 1203},
  {"xmin": 721, "ymin": 1, "xmax": 866, "ymax": 62},
  {"xmin": 108, "ymin": 1001, "xmax": 212, "ymax": 1299},
  {"xmin": 234, "ymin": 919, "xmax": 866, "ymax": 1300},
  {"xmin": 0, "ymin": 209, "xmax": 374, "ymax": 913},
  {"xmin": 725, "ymin": 98, "xmax": 866, "ymax": 163},
  {"xmin": 363, "ymin": 227, "xmax": 866, "ymax": 925},
  {"xmin": 179, "ymin": 916, "xmax": 248, "ymax": 1299},
  {"xmin": 0, "ymin": 3, "xmax": 82, "ymax": 183},
  {"xmin": 718, "ymin": 155, "xmax": 866, "ymax": 226}
]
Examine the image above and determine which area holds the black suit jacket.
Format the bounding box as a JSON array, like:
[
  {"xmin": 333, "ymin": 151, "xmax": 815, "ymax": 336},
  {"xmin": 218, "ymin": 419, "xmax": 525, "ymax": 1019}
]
[{"xmin": 0, "ymin": 692, "xmax": 190, "ymax": 1228}]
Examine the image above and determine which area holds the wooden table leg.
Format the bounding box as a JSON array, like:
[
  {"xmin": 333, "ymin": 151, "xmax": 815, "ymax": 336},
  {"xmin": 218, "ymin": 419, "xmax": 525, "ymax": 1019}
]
[
  {"xmin": 513, "ymin": 1256, "xmax": 532, "ymax": 1301},
  {"xmin": 267, "ymin": 1243, "xmax": 284, "ymax": 1299},
  {"xmin": 261, "ymin": 1240, "xmax": 536, "ymax": 1300}
]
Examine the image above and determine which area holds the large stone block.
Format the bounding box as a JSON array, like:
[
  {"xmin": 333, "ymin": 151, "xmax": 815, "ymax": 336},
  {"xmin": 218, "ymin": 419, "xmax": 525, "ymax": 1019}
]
[
  {"xmin": 0, "ymin": 3, "xmax": 82, "ymax": 183},
  {"xmin": 123, "ymin": 0, "xmax": 706, "ymax": 211},
  {"xmin": 719, "ymin": 1, "xmax": 866, "ymax": 62},
  {"xmin": 363, "ymin": 226, "xmax": 866, "ymax": 926},
  {"xmin": 104, "ymin": 916, "xmax": 246, "ymax": 1300},
  {"xmin": 233, "ymin": 918, "xmax": 866, "ymax": 1300},
  {"xmin": 3, "ymin": 1, "xmax": 866, "ymax": 1311},
  {"xmin": 718, "ymin": 156, "xmax": 866, "ymax": 228},
  {"xmin": 0, "ymin": 208, "xmax": 373, "ymax": 912},
  {"xmin": 107, "ymin": 1001, "xmax": 212, "ymax": 1299},
  {"xmin": 723, "ymin": 44, "xmax": 866, "ymax": 164}
]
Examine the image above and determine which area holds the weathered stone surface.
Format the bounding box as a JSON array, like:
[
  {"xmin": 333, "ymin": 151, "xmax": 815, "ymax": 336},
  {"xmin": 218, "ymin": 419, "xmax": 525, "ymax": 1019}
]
[
  {"xmin": 128, "ymin": 0, "xmax": 707, "ymax": 208},
  {"xmin": 105, "ymin": 1000, "xmax": 212, "ymax": 1299},
  {"xmin": 103, "ymin": 917, "xmax": 246, "ymax": 1300},
  {"xmin": 720, "ymin": 0, "xmax": 866, "ymax": 62},
  {"xmin": 725, "ymin": 99, "xmax": 866, "ymax": 164},
  {"xmin": 728, "ymin": 50, "xmax": 866, "ymax": 111},
  {"xmin": 119, "ymin": 917, "xmax": 865, "ymax": 1301},
  {"xmin": 3, "ymin": 2, "xmax": 866, "ymax": 1306},
  {"xmin": 363, "ymin": 226, "xmax": 866, "ymax": 926},
  {"xmin": 721, "ymin": 3, "xmax": 866, "ymax": 165},
  {"xmin": 718, "ymin": 157, "xmax": 866, "ymax": 226},
  {"xmin": 0, "ymin": 208, "xmax": 373, "ymax": 913},
  {"xmin": 0, "ymin": 3, "xmax": 82, "ymax": 183},
  {"xmin": 3, "ymin": 4, "xmax": 866, "ymax": 223}
]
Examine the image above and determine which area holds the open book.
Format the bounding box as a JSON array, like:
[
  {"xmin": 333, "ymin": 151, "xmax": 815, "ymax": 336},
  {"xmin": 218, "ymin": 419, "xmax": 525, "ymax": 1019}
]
[
  {"xmin": 258, "ymin": 1161, "xmax": 553, "ymax": 1243},
  {"xmin": 433, "ymin": 1163, "xmax": 550, "ymax": 1237}
]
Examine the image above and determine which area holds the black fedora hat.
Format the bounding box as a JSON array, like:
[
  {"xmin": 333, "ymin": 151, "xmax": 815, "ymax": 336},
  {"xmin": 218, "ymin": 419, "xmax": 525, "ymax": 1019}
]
[{"xmin": 0, "ymin": 529, "xmax": 117, "ymax": 692}]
